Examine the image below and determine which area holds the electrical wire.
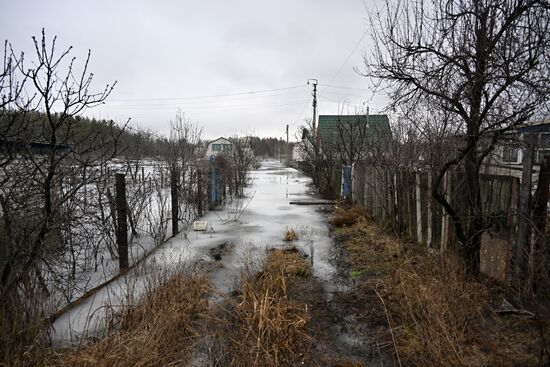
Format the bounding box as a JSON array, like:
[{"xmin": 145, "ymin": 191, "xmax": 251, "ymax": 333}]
[
  {"xmin": 107, "ymin": 90, "xmax": 308, "ymax": 107},
  {"xmin": 109, "ymin": 85, "xmax": 307, "ymax": 102},
  {"xmin": 319, "ymin": 84, "xmax": 371, "ymax": 92},
  {"xmin": 104, "ymin": 101, "xmax": 311, "ymax": 118},
  {"xmin": 328, "ymin": 31, "xmax": 368, "ymax": 84}
]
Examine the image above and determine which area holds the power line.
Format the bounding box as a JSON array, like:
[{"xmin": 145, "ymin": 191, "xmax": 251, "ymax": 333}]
[
  {"xmin": 104, "ymin": 100, "xmax": 311, "ymax": 118},
  {"xmin": 319, "ymin": 90, "xmax": 370, "ymax": 99},
  {"xmin": 101, "ymin": 99, "xmax": 311, "ymax": 112},
  {"xmin": 319, "ymin": 84, "xmax": 371, "ymax": 92},
  {"xmin": 318, "ymin": 94, "xmax": 342, "ymax": 103},
  {"xmin": 107, "ymin": 90, "xmax": 309, "ymax": 107},
  {"xmin": 294, "ymin": 100, "xmax": 311, "ymax": 122},
  {"xmin": 109, "ymin": 85, "xmax": 307, "ymax": 102},
  {"xmin": 328, "ymin": 30, "xmax": 368, "ymax": 84}
]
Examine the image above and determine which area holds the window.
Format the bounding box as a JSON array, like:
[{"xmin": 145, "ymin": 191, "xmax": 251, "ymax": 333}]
[
  {"xmin": 536, "ymin": 149, "xmax": 550, "ymax": 164},
  {"xmin": 502, "ymin": 146, "xmax": 519, "ymax": 163},
  {"xmin": 222, "ymin": 144, "xmax": 232, "ymax": 151},
  {"xmin": 212, "ymin": 144, "xmax": 221, "ymax": 152},
  {"xmin": 539, "ymin": 133, "xmax": 550, "ymax": 148}
]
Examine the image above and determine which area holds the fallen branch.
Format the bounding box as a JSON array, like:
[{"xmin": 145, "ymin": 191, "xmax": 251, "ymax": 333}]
[{"xmin": 289, "ymin": 200, "xmax": 335, "ymax": 205}]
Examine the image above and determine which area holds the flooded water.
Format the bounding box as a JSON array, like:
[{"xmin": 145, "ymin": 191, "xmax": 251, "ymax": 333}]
[
  {"xmin": 51, "ymin": 159, "xmax": 345, "ymax": 347},
  {"xmin": 206, "ymin": 159, "xmax": 343, "ymax": 292}
]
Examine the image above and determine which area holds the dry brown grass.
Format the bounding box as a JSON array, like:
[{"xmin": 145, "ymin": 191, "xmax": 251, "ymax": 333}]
[
  {"xmin": 51, "ymin": 272, "xmax": 211, "ymax": 367},
  {"xmin": 265, "ymin": 247, "xmax": 312, "ymax": 277},
  {"xmin": 210, "ymin": 248, "xmax": 313, "ymax": 366},
  {"xmin": 39, "ymin": 249, "xmax": 316, "ymax": 367},
  {"xmin": 335, "ymin": 217, "xmax": 401, "ymax": 277},
  {"xmin": 0, "ymin": 309, "xmax": 50, "ymax": 367},
  {"xmin": 330, "ymin": 205, "xmax": 365, "ymax": 227},
  {"xmin": 385, "ymin": 256, "xmax": 489, "ymax": 366},
  {"xmin": 335, "ymin": 218, "xmax": 550, "ymax": 367},
  {"xmin": 283, "ymin": 227, "xmax": 299, "ymax": 241}
]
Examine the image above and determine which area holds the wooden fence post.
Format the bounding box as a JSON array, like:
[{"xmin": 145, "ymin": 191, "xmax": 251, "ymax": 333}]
[
  {"xmin": 514, "ymin": 134, "xmax": 536, "ymax": 285},
  {"xmin": 393, "ymin": 171, "xmax": 399, "ymax": 232},
  {"xmin": 115, "ymin": 173, "xmax": 129, "ymax": 271},
  {"xmin": 427, "ymin": 172, "xmax": 433, "ymax": 248},
  {"xmin": 171, "ymin": 163, "xmax": 179, "ymax": 237},
  {"xmin": 197, "ymin": 169, "xmax": 203, "ymax": 216},
  {"xmin": 528, "ymin": 155, "xmax": 550, "ymax": 292},
  {"xmin": 441, "ymin": 171, "xmax": 450, "ymax": 252},
  {"xmin": 416, "ymin": 171, "xmax": 423, "ymax": 244}
]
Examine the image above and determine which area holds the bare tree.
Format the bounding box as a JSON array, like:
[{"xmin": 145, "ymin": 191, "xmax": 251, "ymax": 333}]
[
  {"xmin": 0, "ymin": 41, "xmax": 35, "ymax": 168},
  {"xmin": 364, "ymin": 0, "xmax": 550, "ymax": 277},
  {"xmin": 166, "ymin": 110, "xmax": 202, "ymax": 237},
  {"xmin": 228, "ymin": 134, "xmax": 255, "ymax": 198},
  {"xmin": 0, "ymin": 30, "xmax": 122, "ymax": 348},
  {"xmin": 298, "ymin": 118, "xmax": 339, "ymax": 198}
]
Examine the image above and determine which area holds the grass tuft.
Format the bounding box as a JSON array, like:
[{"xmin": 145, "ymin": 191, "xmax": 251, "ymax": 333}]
[
  {"xmin": 330, "ymin": 205, "xmax": 365, "ymax": 227},
  {"xmin": 266, "ymin": 247, "xmax": 312, "ymax": 278},
  {"xmin": 53, "ymin": 270, "xmax": 211, "ymax": 367},
  {"xmin": 210, "ymin": 248, "xmax": 313, "ymax": 366},
  {"xmin": 283, "ymin": 228, "xmax": 299, "ymax": 241}
]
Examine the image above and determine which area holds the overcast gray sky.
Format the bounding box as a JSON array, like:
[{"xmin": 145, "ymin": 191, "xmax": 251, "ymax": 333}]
[{"xmin": 1, "ymin": 0, "xmax": 388, "ymax": 140}]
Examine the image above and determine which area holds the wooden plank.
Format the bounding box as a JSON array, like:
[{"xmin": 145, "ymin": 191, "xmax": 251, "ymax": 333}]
[
  {"xmin": 514, "ymin": 134, "xmax": 536, "ymax": 284},
  {"xmin": 416, "ymin": 171, "xmax": 423, "ymax": 244},
  {"xmin": 528, "ymin": 155, "xmax": 550, "ymax": 291},
  {"xmin": 427, "ymin": 172, "xmax": 433, "ymax": 248},
  {"xmin": 289, "ymin": 200, "xmax": 336, "ymax": 205}
]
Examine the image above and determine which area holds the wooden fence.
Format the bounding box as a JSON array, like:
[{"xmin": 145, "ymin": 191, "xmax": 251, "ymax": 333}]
[{"xmin": 333, "ymin": 164, "xmax": 521, "ymax": 281}]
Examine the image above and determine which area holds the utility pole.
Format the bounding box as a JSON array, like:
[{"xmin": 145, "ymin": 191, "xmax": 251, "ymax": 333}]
[{"xmin": 308, "ymin": 79, "xmax": 318, "ymax": 136}]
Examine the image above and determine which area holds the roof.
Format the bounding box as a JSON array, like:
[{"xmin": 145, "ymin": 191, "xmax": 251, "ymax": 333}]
[
  {"xmin": 208, "ymin": 137, "xmax": 232, "ymax": 145},
  {"xmin": 318, "ymin": 114, "xmax": 391, "ymax": 147},
  {"xmin": 517, "ymin": 121, "xmax": 550, "ymax": 134}
]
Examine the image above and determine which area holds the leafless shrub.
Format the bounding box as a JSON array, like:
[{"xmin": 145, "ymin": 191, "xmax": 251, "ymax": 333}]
[
  {"xmin": 164, "ymin": 110, "xmax": 203, "ymax": 238},
  {"xmin": 143, "ymin": 163, "xmax": 170, "ymax": 246},
  {"xmin": 298, "ymin": 118, "xmax": 339, "ymax": 198},
  {"xmin": 0, "ymin": 29, "xmax": 125, "ymax": 362}
]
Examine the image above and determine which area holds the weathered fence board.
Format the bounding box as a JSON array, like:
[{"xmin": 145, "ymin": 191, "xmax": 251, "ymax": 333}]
[{"xmin": 345, "ymin": 164, "xmax": 520, "ymax": 281}]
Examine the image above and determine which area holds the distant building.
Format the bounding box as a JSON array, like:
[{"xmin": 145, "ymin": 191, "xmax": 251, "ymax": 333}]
[
  {"xmin": 204, "ymin": 137, "xmax": 233, "ymax": 159},
  {"xmin": 482, "ymin": 120, "xmax": 550, "ymax": 181}
]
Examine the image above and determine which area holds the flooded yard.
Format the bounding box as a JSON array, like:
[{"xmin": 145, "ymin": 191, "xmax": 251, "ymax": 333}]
[{"xmin": 52, "ymin": 159, "xmax": 344, "ymax": 347}]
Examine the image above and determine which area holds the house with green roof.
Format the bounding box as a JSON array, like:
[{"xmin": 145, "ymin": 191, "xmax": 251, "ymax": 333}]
[{"xmin": 317, "ymin": 114, "xmax": 392, "ymax": 153}]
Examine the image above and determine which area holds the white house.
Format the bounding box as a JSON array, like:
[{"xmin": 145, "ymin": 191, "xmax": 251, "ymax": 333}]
[{"xmin": 204, "ymin": 137, "xmax": 233, "ymax": 159}]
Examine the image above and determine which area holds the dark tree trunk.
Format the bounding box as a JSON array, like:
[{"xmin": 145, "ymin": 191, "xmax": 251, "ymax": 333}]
[{"xmin": 462, "ymin": 149, "xmax": 483, "ymax": 277}]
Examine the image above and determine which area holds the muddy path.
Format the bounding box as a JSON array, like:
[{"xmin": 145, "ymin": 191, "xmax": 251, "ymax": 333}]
[{"xmin": 194, "ymin": 160, "xmax": 394, "ymax": 366}]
